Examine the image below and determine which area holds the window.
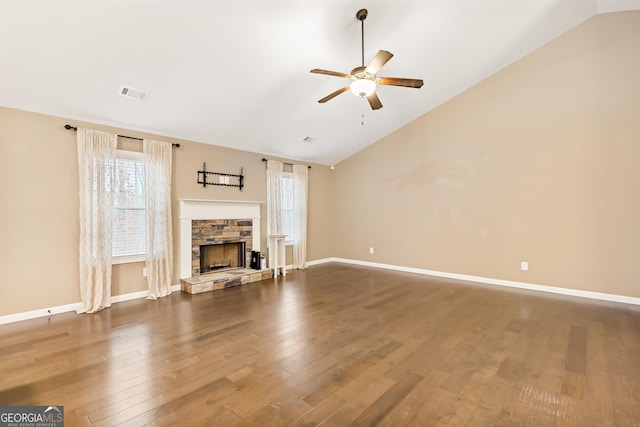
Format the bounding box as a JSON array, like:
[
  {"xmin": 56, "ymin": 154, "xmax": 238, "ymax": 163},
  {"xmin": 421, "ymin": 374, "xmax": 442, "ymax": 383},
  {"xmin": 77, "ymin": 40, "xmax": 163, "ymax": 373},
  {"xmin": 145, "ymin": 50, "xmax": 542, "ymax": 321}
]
[
  {"xmin": 112, "ymin": 150, "xmax": 146, "ymax": 262},
  {"xmin": 281, "ymin": 172, "xmax": 295, "ymax": 244}
]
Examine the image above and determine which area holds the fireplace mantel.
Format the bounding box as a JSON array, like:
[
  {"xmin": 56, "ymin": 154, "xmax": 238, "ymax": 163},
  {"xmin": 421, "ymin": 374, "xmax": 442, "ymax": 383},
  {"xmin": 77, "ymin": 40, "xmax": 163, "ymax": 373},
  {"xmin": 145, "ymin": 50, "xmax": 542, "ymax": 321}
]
[{"xmin": 178, "ymin": 199, "xmax": 263, "ymax": 279}]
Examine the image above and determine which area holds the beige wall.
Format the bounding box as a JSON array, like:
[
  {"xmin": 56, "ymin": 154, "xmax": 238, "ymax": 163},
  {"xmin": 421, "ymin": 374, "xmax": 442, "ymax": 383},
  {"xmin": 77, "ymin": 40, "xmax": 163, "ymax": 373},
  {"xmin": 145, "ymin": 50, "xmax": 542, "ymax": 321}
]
[
  {"xmin": 332, "ymin": 11, "xmax": 640, "ymax": 298},
  {"xmin": 0, "ymin": 108, "xmax": 333, "ymax": 316}
]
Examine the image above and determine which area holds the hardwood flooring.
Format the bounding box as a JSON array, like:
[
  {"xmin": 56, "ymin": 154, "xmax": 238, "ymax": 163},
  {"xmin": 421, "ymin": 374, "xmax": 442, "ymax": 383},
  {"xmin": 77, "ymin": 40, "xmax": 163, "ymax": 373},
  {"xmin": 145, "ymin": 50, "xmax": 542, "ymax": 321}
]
[{"xmin": 1, "ymin": 263, "xmax": 639, "ymax": 426}]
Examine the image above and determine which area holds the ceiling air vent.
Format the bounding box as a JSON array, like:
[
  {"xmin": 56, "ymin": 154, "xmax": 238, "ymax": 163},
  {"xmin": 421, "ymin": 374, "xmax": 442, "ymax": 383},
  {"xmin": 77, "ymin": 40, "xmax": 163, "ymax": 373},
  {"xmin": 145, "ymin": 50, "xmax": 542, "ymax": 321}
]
[{"xmin": 119, "ymin": 86, "xmax": 148, "ymax": 101}]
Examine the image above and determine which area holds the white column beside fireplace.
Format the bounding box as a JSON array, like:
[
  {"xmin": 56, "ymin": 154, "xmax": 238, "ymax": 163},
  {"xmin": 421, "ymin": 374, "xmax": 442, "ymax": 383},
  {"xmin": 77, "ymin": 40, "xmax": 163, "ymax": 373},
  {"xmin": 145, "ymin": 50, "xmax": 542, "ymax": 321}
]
[{"xmin": 178, "ymin": 199, "xmax": 262, "ymax": 279}]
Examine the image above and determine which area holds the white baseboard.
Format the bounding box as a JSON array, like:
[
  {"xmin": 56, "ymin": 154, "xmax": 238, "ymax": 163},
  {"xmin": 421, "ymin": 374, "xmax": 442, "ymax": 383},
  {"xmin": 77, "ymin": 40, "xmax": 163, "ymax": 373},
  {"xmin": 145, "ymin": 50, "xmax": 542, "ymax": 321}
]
[
  {"xmin": 0, "ymin": 284, "xmax": 182, "ymax": 325},
  {"xmin": 306, "ymin": 258, "xmax": 334, "ymax": 267},
  {"xmin": 0, "ymin": 302, "xmax": 84, "ymax": 326},
  {"xmin": 320, "ymin": 257, "xmax": 640, "ymax": 306},
  {"xmin": 4, "ymin": 259, "xmax": 638, "ymax": 326}
]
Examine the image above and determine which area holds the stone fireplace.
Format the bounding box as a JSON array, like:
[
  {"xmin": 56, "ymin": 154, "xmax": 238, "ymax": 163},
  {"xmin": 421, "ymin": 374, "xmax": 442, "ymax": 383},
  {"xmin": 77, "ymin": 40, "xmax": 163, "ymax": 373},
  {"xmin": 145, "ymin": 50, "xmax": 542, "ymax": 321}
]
[
  {"xmin": 178, "ymin": 199, "xmax": 262, "ymax": 280},
  {"xmin": 179, "ymin": 200, "xmax": 272, "ymax": 294},
  {"xmin": 191, "ymin": 219, "xmax": 251, "ymax": 275}
]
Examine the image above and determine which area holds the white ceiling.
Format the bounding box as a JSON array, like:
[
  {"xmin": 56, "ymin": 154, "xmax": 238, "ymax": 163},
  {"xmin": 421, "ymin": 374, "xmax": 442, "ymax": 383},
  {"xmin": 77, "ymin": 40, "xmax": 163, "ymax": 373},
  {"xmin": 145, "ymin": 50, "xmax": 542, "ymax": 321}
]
[{"xmin": 1, "ymin": 0, "xmax": 638, "ymax": 165}]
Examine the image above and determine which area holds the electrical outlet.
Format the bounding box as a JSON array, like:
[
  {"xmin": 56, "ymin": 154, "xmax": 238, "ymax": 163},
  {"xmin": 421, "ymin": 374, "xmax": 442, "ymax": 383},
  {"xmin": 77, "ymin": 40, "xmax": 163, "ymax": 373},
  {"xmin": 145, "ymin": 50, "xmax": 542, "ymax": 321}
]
[
  {"xmin": 521, "ymin": 261, "xmax": 528, "ymax": 271},
  {"xmin": 369, "ymin": 247, "xmax": 374, "ymax": 254},
  {"xmin": 143, "ymin": 267, "xmax": 147, "ymax": 277}
]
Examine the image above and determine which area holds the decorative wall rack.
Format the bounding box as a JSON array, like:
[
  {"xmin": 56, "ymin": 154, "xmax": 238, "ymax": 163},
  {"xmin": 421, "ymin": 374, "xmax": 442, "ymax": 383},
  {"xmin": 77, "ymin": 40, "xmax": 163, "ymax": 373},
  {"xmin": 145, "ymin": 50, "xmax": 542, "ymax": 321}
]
[{"xmin": 197, "ymin": 162, "xmax": 244, "ymax": 191}]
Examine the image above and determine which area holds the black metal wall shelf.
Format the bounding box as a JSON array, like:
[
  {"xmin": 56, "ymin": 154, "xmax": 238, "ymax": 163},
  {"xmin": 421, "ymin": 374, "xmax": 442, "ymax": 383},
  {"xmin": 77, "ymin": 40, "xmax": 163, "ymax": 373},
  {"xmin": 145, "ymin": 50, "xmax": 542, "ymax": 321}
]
[{"xmin": 197, "ymin": 162, "xmax": 244, "ymax": 191}]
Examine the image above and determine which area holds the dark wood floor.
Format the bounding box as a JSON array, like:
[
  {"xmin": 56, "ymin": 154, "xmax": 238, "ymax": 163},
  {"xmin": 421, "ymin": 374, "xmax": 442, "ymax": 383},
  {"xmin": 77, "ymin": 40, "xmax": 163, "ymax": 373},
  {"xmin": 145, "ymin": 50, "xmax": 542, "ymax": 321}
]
[{"xmin": 1, "ymin": 263, "xmax": 639, "ymax": 426}]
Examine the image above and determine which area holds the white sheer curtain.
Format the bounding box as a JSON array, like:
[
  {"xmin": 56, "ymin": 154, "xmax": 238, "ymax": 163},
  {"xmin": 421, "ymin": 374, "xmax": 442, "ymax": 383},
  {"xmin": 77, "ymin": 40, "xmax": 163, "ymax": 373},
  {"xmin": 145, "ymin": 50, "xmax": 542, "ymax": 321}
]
[
  {"xmin": 76, "ymin": 128, "xmax": 117, "ymax": 313},
  {"xmin": 143, "ymin": 139, "xmax": 173, "ymax": 300},
  {"xmin": 292, "ymin": 164, "xmax": 308, "ymax": 269},
  {"xmin": 266, "ymin": 160, "xmax": 284, "ymax": 238}
]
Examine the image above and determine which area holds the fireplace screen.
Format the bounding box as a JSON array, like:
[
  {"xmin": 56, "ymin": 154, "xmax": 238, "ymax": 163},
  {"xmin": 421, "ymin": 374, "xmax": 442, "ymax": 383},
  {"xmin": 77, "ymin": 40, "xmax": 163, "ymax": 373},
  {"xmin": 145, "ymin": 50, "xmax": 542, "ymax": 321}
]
[{"xmin": 199, "ymin": 241, "xmax": 246, "ymax": 273}]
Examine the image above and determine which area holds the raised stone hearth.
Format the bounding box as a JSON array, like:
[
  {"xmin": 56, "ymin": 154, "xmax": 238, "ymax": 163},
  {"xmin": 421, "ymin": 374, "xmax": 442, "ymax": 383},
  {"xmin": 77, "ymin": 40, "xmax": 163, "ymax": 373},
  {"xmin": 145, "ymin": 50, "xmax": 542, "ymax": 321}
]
[{"xmin": 181, "ymin": 268, "xmax": 273, "ymax": 294}]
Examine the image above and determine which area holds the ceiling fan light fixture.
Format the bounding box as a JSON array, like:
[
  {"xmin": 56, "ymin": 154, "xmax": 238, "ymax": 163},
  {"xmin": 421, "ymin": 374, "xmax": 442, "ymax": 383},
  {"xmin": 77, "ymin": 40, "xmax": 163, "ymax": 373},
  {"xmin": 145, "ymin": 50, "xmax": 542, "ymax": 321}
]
[{"xmin": 350, "ymin": 78, "xmax": 376, "ymax": 98}]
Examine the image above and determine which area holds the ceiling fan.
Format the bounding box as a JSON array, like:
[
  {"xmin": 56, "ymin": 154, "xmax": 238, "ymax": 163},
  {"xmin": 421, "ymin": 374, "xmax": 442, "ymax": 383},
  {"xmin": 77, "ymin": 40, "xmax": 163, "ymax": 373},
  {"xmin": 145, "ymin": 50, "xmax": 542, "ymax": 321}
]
[{"xmin": 311, "ymin": 8, "xmax": 423, "ymax": 110}]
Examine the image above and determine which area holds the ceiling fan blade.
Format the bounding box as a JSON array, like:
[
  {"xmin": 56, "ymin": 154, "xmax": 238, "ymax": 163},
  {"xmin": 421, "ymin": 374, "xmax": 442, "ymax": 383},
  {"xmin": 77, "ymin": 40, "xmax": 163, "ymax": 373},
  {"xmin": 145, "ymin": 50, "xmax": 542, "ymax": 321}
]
[
  {"xmin": 310, "ymin": 69, "xmax": 350, "ymax": 78},
  {"xmin": 367, "ymin": 92, "xmax": 383, "ymax": 110},
  {"xmin": 318, "ymin": 86, "xmax": 350, "ymax": 103},
  {"xmin": 378, "ymin": 77, "xmax": 424, "ymax": 88},
  {"xmin": 365, "ymin": 50, "xmax": 393, "ymax": 74}
]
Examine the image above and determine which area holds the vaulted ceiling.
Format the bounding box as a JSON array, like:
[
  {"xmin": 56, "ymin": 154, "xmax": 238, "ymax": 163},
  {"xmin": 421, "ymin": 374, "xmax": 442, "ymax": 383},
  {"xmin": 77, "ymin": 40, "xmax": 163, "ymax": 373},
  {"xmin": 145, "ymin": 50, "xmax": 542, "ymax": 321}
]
[{"xmin": 1, "ymin": 0, "xmax": 637, "ymax": 165}]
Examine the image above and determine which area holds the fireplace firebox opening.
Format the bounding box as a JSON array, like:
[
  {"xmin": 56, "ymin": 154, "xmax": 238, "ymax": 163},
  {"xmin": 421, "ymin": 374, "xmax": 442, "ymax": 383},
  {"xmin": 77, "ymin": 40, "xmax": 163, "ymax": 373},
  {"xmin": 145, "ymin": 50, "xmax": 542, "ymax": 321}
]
[{"xmin": 199, "ymin": 241, "xmax": 246, "ymax": 274}]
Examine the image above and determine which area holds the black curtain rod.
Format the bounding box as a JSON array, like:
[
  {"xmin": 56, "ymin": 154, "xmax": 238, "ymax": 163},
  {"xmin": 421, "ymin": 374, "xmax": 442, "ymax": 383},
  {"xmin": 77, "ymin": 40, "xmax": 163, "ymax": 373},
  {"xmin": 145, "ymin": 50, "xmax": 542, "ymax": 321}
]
[
  {"xmin": 262, "ymin": 158, "xmax": 311, "ymax": 169},
  {"xmin": 64, "ymin": 125, "xmax": 180, "ymax": 148}
]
